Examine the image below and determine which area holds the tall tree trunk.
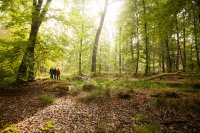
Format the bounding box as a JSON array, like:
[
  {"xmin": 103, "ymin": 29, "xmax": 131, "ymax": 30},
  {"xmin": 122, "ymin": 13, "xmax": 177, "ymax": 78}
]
[
  {"xmin": 182, "ymin": 26, "xmax": 187, "ymax": 72},
  {"xmin": 91, "ymin": 0, "xmax": 109, "ymax": 75},
  {"xmin": 79, "ymin": 39, "xmax": 83, "ymax": 75},
  {"xmin": 115, "ymin": 43, "xmax": 118, "ymax": 70},
  {"xmin": 119, "ymin": 43, "xmax": 122, "ymax": 75},
  {"xmin": 193, "ymin": 10, "xmax": 200, "ymax": 68},
  {"xmin": 142, "ymin": 0, "xmax": 149, "ymax": 76},
  {"xmin": 175, "ymin": 14, "xmax": 180, "ymax": 71},
  {"xmin": 165, "ymin": 37, "xmax": 172, "ymax": 72},
  {"xmin": 130, "ymin": 38, "xmax": 134, "ymax": 73},
  {"xmin": 190, "ymin": 41, "xmax": 194, "ymax": 71},
  {"xmin": 152, "ymin": 52, "xmax": 155, "ymax": 73},
  {"xmin": 99, "ymin": 46, "xmax": 102, "ymax": 75},
  {"xmin": 135, "ymin": 0, "xmax": 140, "ymax": 76},
  {"xmin": 16, "ymin": 0, "xmax": 52, "ymax": 82},
  {"xmin": 79, "ymin": 0, "xmax": 85, "ymax": 75},
  {"xmin": 161, "ymin": 41, "xmax": 165, "ymax": 73}
]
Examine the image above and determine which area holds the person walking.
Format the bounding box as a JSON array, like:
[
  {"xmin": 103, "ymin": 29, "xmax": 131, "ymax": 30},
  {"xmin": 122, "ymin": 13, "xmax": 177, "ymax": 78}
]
[
  {"xmin": 56, "ymin": 68, "xmax": 61, "ymax": 80},
  {"xmin": 49, "ymin": 67, "xmax": 54, "ymax": 79},
  {"xmin": 53, "ymin": 68, "xmax": 57, "ymax": 80}
]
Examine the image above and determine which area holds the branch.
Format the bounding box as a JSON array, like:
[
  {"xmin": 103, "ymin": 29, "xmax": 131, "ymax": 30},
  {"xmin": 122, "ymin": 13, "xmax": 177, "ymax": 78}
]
[{"xmin": 38, "ymin": 0, "xmax": 52, "ymax": 26}]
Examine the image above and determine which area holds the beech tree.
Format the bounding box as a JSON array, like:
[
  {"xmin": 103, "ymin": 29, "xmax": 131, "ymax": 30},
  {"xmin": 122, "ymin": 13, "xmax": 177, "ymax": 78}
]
[
  {"xmin": 91, "ymin": 0, "xmax": 109, "ymax": 75},
  {"xmin": 16, "ymin": 0, "xmax": 52, "ymax": 82}
]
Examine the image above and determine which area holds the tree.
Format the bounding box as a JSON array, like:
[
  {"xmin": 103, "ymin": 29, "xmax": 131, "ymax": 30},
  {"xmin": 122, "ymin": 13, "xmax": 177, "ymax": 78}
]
[
  {"xmin": 16, "ymin": 0, "xmax": 52, "ymax": 82},
  {"xmin": 91, "ymin": 0, "xmax": 109, "ymax": 75}
]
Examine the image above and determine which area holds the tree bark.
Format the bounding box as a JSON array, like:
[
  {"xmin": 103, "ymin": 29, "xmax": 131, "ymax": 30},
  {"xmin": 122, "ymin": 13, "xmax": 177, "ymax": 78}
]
[
  {"xmin": 16, "ymin": 0, "xmax": 52, "ymax": 82},
  {"xmin": 115, "ymin": 43, "xmax": 118, "ymax": 70},
  {"xmin": 135, "ymin": 0, "xmax": 140, "ymax": 76},
  {"xmin": 182, "ymin": 26, "xmax": 186, "ymax": 72},
  {"xmin": 193, "ymin": 10, "xmax": 200, "ymax": 68},
  {"xmin": 130, "ymin": 38, "xmax": 134, "ymax": 73},
  {"xmin": 161, "ymin": 41, "xmax": 165, "ymax": 73},
  {"xmin": 91, "ymin": 0, "xmax": 109, "ymax": 75},
  {"xmin": 79, "ymin": 39, "xmax": 83, "ymax": 75},
  {"xmin": 79, "ymin": 0, "xmax": 85, "ymax": 75},
  {"xmin": 165, "ymin": 37, "xmax": 172, "ymax": 72},
  {"xmin": 175, "ymin": 14, "xmax": 180, "ymax": 71},
  {"xmin": 142, "ymin": 0, "xmax": 149, "ymax": 76},
  {"xmin": 119, "ymin": 43, "xmax": 122, "ymax": 75}
]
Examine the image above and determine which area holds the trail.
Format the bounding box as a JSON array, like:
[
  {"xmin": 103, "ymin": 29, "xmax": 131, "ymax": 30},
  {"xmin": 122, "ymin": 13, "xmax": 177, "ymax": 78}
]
[
  {"xmin": 15, "ymin": 95, "xmax": 143, "ymax": 132},
  {"xmin": 1, "ymin": 79, "xmax": 200, "ymax": 132}
]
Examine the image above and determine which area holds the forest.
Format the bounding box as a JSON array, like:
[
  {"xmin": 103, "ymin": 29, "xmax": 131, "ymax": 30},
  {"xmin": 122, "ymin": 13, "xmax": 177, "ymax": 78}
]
[{"xmin": 0, "ymin": 0, "xmax": 200, "ymax": 132}]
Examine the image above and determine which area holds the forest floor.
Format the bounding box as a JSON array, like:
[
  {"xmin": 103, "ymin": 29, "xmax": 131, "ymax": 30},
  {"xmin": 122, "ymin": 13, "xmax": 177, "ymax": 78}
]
[{"xmin": 0, "ymin": 75, "xmax": 200, "ymax": 133}]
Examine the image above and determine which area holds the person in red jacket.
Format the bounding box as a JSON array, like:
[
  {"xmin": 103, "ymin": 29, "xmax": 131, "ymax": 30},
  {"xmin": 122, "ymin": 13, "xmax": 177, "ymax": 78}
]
[{"xmin": 56, "ymin": 68, "xmax": 61, "ymax": 80}]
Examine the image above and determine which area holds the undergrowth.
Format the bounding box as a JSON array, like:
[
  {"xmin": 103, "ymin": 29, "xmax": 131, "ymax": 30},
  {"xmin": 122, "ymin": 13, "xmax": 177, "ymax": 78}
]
[
  {"xmin": 0, "ymin": 125, "xmax": 20, "ymax": 133},
  {"xmin": 40, "ymin": 94, "xmax": 55, "ymax": 105},
  {"xmin": 41, "ymin": 121, "xmax": 55, "ymax": 131}
]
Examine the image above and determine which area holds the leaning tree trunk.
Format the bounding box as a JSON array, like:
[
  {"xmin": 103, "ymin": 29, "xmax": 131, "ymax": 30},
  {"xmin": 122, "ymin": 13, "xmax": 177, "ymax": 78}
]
[
  {"xmin": 16, "ymin": 0, "xmax": 52, "ymax": 82},
  {"xmin": 91, "ymin": 0, "xmax": 109, "ymax": 75}
]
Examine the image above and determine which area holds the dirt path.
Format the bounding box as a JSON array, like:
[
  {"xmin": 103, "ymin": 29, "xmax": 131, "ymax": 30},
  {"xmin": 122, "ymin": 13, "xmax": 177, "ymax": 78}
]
[
  {"xmin": 1, "ymin": 79, "xmax": 200, "ymax": 132},
  {"xmin": 15, "ymin": 94, "xmax": 150, "ymax": 132}
]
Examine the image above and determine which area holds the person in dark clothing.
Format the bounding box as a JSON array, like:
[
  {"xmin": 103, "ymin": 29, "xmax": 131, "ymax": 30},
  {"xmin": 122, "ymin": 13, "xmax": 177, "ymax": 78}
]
[
  {"xmin": 56, "ymin": 68, "xmax": 61, "ymax": 80},
  {"xmin": 49, "ymin": 67, "xmax": 54, "ymax": 79},
  {"xmin": 53, "ymin": 68, "xmax": 57, "ymax": 80}
]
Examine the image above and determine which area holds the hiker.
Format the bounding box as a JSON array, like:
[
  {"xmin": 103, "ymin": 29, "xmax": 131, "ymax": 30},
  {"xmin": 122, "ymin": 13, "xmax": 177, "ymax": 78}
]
[
  {"xmin": 53, "ymin": 68, "xmax": 57, "ymax": 80},
  {"xmin": 56, "ymin": 68, "xmax": 61, "ymax": 80},
  {"xmin": 49, "ymin": 67, "xmax": 54, "ymax": 79}
]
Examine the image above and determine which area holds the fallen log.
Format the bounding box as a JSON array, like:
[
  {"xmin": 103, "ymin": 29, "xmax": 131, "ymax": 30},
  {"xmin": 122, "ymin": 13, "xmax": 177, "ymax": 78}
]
[
  {"xmin": 144, "ymin": 72, "xmax": 178, "ymax": 81},
  {"xmin": 161, "ymin": 120, "xmax": 186, "ymax": 126}
]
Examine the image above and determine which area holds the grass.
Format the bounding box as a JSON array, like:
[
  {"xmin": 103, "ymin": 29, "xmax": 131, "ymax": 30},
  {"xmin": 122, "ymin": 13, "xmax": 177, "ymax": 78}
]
[
  {"xmin": 49, "ymin": 81, "xmax": 69, "ymax": 95},
  {"xmin": 134, "ymin": 124, "xmax": 158, "ymax": 133},
  {"xmin": 41, "ymin": 121, "xmax": 55, "ymax": 131},
  {"xmin": 0, "ymin": 125, "xmax": 20, "ymax": 133},
  {"xmin": 134, "ymin": 113, "xmax": 149, "ymax": 123},
  {"xmin": 40, "ymin": 94, "xmax": 55, "ymax": 105},
  {"xmin": 77, "ymin": 88, "xmax": 111, "ymax": 102}
]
